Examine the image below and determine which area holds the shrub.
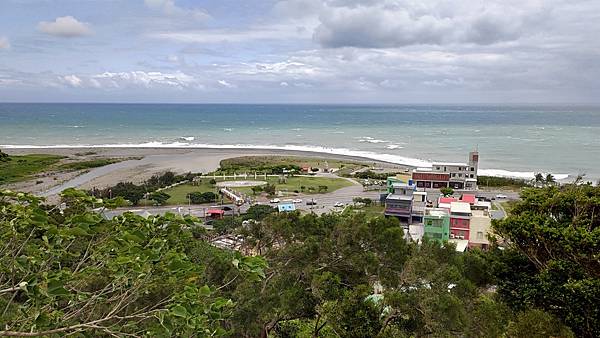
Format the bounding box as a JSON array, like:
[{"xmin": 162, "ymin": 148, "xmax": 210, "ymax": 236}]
[{"xmin": 188, "ymin": 191, "xmax": 217, "ymax": 204}]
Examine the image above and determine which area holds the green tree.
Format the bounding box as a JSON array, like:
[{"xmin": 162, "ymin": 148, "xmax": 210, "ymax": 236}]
[
  {"xmin": 534, "ymin": 172, "xmax": 545, "ymax": 186},
  {"xmin": 245, "ymin": 204, "xmax": 277, "ymax": 221},
  {"xmin": 188, "ymin": 191, "xmax": 217, "ymax": 204},
  {"xmin": 506, "ymin": 309, "xmax": 574, "ymax": 338},
  {"xmin": 0, "ymin": 190, "xmax": 266, "ymax": 337},
  {"xmin": 149, "ymin": 191, "xmax": 170, "ymax": 205},
  {"xmin": 545, "ymin": 173, "xmax": 556, "ymax": 185},
  {"xmin": 0, "ymin": 149, "xmax": 10, "ymax": 162},
  {"xmin": 440, "ymin": 187, "xmax": 454, "ymax": 196},
  {"xmin": 491, "ymin": 184, "xmax": 600, "ymax": 337}
]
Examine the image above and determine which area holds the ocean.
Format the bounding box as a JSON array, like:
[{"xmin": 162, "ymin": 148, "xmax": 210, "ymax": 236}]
[{"xmin": 1, "ymin": 103, "xmax": 599, "ymax": 181}]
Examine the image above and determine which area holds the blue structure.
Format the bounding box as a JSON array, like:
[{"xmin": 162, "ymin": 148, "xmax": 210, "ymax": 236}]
[{"xmin": 278, "ymin": 203, "xmax": 296, "ymax": 212}]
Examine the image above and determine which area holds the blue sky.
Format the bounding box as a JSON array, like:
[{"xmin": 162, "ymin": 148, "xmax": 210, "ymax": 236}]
[{"xmin": 0, "ymin": 0, "xmax": 599, "ymax": 103}]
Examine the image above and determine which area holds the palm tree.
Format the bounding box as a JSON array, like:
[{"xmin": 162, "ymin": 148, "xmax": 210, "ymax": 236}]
[
  {"xmin": 545, "ymin": 173, "xmax": 556, "ymax": 186},
  {"xmin": 534, "ymin": 173, "xmax": 545, "ymax": 187}
]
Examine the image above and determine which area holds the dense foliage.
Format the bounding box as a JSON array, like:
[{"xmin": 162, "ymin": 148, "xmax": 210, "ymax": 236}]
[
  {"xmin": 187, "ymin": 191, "xmax": 218, "ymax": 204},
  {"xmin": 3, "ymin": 184, "xmax": 599, "ymax": 337},
  {"xmin": 478, "ymin": 175, "xmax": 531, "ymax": 188},
  {"xmin": 491, "ymin": 184, "xmax": 600, "ymax": 337},
  {"xmin": 218, "ymin": 157, "xmax": 301, "ymax": 175},
  {"xmin": 92, "ymin": 171, "xmax": 197, "ymax": 205},
  {"xmin": 352, "ymin": 170, "xmax": 397, "ymax": 180},
  {"xmin": 0, "ymin": 189, "xmax": 266, "ymax": 337}
]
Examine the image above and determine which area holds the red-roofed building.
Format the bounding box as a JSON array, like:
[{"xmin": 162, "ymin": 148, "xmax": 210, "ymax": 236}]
[
  {"xmin": 206, "ymin": 209, "xmax": 225, "ymax": 219},
  {"xmin": 439, "ymin": 197, "xmax": 458, "ymax": 204},
  {"xmin": 460, "ymin": 194, "xmax": 476, "ymax": 205}
]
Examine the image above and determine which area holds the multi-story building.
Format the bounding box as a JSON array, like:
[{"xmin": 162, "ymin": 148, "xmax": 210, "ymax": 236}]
[
  {"xmin": 423, "ymin": 208, "xmax": 450, "ymax": 243},
  {"xmin": 469, "ymin": 209, "xmax": 492, "ymax": 249},
  {"xmin": 412, "ymin": 151, "xmax": 479, "ymax": 190},
  {"xmin": 449, "ymin": 201, "xmax": 472, "ymax": 240},
  {"xmin": 384, "ymin": 182, "xmax": 415, "ymax": 223}
]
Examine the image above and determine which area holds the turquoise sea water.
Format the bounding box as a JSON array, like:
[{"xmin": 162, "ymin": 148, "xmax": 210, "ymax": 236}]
[{"xmin": 1, "ymin": 103, "xmax": 599, "ymax": 180}]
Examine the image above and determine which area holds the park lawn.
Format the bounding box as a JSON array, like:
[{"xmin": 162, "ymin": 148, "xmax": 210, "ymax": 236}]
[
  {"xmin": 161, "ymin": 176, "xmax": 354, "ymax": 205},
  {"xmin": 233, "ymin": 176, "xmax": 354, "ymax": 195},
  {"xmin": 162, "ymin": 180, "xmax": 221, "ymax": 205},
  {"xmin": 0, "ymin": 154, "xmax": 65, "ymax": 185}
]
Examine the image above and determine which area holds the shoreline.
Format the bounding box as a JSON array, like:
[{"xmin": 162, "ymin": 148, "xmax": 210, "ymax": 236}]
[
  {"xmin": 3, "ymin": 144, "xmax": 573, "ymax": 181},
  {"xmin": 3, "ymin": 147, "xmax": 408, "ymax": 198}
]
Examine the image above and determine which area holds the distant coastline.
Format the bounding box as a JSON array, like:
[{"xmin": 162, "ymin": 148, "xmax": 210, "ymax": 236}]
[{"xmin": 2, "ymin": 144, "xmax": 571, "ymax": 181}]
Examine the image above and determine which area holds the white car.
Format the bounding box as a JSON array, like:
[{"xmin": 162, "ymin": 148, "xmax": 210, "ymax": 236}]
[
  {"xmin": 496, "ymin": 194, "xmax": 508, "ymax": 199},
  {"xmin": 269, "ymin": 198, "xmax": 280, "ymax": 203},
  {"xmin": 334, "ymin": 202, "xmax": 345, "ymax": 208},
  {"xmin": 292, "ymin": 199, "xmax": 303, "ymax": 203}
]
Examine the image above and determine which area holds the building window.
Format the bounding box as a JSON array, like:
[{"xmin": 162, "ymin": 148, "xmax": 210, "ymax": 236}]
[
  {"xmin": 471, "ymin": 167, "xmax": 475, "ymax": 171},
  {"xmin": 477, "ymin": 231, "xmax": 484, "ymax": 239},
  {"xmin": 470, "ymin": 174, "xmax": 474, "ymax": 178},
  {"xmin": 443, "ymin": 166, "xmax": 447, "ymax": 171}
]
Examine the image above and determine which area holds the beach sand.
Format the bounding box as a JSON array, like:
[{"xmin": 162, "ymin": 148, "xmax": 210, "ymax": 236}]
[{"xmin": 4, "ymin": 147, "xmax": 408, "ymax": 196}]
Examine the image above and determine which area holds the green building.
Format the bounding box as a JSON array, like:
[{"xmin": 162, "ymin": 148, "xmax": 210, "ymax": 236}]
[
  {"xmin": 423, "ymin": 208, "xmax": 450, "ymax": 242},
  {"xmin": 386, "ymin": 176, "xmax": 407, "ymax": 193}
]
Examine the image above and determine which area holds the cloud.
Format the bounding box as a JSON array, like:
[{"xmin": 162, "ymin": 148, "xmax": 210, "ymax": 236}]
[
  {"xmin": 145, "ymin": 0, "xmax": 210, "ymax": 22},
  {"xmin": 38, "ymin": 16, "xmax": 91, "ymax": 37},
  {"xmin": 0, "ymin": 37, "xmax": 9, "ymax": 49},
  {"xmin": 313, "ymin": 0, "xmax": 545, "ymax": 48},
  {"xmin": 62, "ymin": 75, "xmax": 83, "ymax": 87},
  {"xmin": 217, "ymin": 80, "xmax": 236, "ymax": 88},
  {"xmin": 150, "ymin": 24, "xmax": 311, "ymax": 44}
]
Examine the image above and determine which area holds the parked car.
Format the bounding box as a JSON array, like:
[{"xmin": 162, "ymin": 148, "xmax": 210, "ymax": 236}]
[
  {"xmin": 292, "ymin": 199, "xmax": 302, "ymax": 203},
  {"xmin": 334, "ymin": 202, "xmax": 345, "ymax": 208},
  {"xmin": 270, "ymin": 198, "xmax": 280, "ymax": 203},
  {"xmin": 306, "ymin": 200, "xmax": 317, "ymax": 206},
  {"xmin": 495, "ymin": 194, "xmax": 508, "ymax": 199}
]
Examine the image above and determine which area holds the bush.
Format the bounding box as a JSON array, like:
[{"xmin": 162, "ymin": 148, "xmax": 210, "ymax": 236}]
[
  {"xmin": 352, "ymin": 197, "xmax": 373, "ymax": 206},
  {"xmin": 263, "ymin": 183, "xmax": 276, "ymax": 196},
  {"xmin": 440, "ymin": 187, "xmax": 454, "ymax": 196},
  {"xmin": 188, "ymin": 191, "xmax": 217, "ymax": 204},
  {"xmin": 0, "ymin": 149, "xmax": 11, "ymax": 162},
  {"xmin": 209, "ymin": 179, "xmax": 217, "ymax": 185},
  {"xmin": 149, "ymin": 191, "xmax": 170, "ymax": 205}
]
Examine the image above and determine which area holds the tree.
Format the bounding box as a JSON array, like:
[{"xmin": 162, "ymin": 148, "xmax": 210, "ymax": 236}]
[
  {"xmin": 149, "ymin": 191, "xmax": 170, "ymax": 205},
  {"xmin": 107, "ymin": 182, "xmax": 145, "ymax": 205},
  {"xmin": 545, "ymin": 173, "xmax": 556, "ymax": 186},
  {"xmin": 534, "ymin": 172, "xmax": 545, "ymax": 186},
  {"xmin": 506, "ymin": 309, "xmax": 574, "ymax": 338},
  {"xmin": 245, "ymin": 204, "xmax": 277, "ymax": 221},
  {"xmin": 209, "ymin": 178, "xmax": 217, "ymax": 185},
  {"xmin": 440, "ymin": 187, "xmax": 454, "ymax": 196},
  {"xmin": 188, "ymin": 191, "xmax": 217, "ymax": 204},
  {"xmin": 251, "ymin": 185, "xmax": 263, "ymax": 195},
  {"xmin": 263, "ymin": 183, "xmax": 276, "ymax": 196},
  {"xmin": 0, "ymin": 149, "xmax": 10, "ymax": 162},
  {"xmin": 0, "ymin": 190, "xmax": 267, "ymax": 337},
  {"xmin": 491, "ymin": 184, "xmax": 600, "ymax": 337}
]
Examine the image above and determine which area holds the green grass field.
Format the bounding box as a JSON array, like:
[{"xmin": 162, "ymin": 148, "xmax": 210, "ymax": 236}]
[
  {"xmin": 58, "ymin": 158, "xmax": 122, "ymax": 171},
  {"xmin": 162, "ymin": 176, "xmax": 354, "ymax": 205},
  {"xmin": 0, "ymin": 154, "xmax": 65, "ymax": 185}
]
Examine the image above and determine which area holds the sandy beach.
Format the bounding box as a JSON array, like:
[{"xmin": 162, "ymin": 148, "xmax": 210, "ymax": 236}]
[{"xmin": 3, "ymin": 147, "xmax": 407, "ymax": 196}]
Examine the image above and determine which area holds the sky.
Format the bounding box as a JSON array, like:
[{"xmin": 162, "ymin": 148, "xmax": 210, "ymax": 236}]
[{"xmin": 0, "ymin": 0, "xmax": 599, "ymax": 104}]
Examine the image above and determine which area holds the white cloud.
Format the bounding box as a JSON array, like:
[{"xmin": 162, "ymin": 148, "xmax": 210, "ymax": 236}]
[
  {"xmin": 0, "ymin": 37, "xmax": 10, "ymax": 49},
  {"xmin": 217, "ymin": 80, "xmax": 236, "ymax": 88},
  {"xmin": 62, "ymin": 75, "xmax": 83, "ymax": 87},
  {"xmin": 91, "ymin": 71, "xmax": 197, "ymax": 89},
  {"xmin": 145, "ymin": 0, "xmax": 210, "ymax": 22},
  {"xmin": 38, "ymin": 16, "xmax": 91, "ymax": 37},
  {"xmin": 150, "ymin": 24, "xmax": 311, "ymax": 44}
]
